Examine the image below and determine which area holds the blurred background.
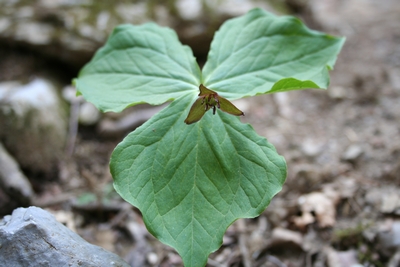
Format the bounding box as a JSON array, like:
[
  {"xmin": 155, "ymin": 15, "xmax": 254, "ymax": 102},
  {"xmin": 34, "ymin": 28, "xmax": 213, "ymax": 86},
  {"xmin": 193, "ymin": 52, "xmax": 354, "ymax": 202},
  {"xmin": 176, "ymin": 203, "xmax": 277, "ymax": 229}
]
[{"xmin": 0, "ymin": 0, "xmax": 399, "ymax": 266}]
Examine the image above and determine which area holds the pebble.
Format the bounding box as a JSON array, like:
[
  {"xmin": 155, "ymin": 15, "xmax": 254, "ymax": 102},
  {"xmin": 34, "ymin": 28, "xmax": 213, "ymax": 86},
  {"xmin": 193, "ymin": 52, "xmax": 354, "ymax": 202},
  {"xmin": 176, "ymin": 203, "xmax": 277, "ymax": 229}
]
[
  {"xmin": 342, "ymin": 144, "xmax": 363, "ymax": 161},
  {"xmin": 79, "ymin": 101, "xmax": 101, "ymax": 125},
  {"xmin": 328, "ymin": 85, "xmax": 348, "ymax": 100},
  {"xmin": 301, "ymin": 138, "xmax": 324, "ymax": 157}
]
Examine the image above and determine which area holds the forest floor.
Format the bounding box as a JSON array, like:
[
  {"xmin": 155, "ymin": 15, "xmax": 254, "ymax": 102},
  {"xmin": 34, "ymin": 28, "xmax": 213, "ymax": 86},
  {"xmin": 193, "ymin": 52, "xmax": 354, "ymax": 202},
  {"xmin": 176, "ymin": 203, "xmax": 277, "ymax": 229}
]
[{"xmin": 1, "ymin": 0, "xmax": 400, "ymax": 266}]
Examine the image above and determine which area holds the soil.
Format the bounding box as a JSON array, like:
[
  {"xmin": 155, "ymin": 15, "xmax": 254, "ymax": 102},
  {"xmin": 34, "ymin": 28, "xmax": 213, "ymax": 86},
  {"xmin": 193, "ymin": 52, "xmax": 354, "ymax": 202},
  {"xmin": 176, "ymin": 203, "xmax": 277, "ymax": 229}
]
[{"xmin": 1, "ymin": 0, "xmax": 400, "ymax": 266}]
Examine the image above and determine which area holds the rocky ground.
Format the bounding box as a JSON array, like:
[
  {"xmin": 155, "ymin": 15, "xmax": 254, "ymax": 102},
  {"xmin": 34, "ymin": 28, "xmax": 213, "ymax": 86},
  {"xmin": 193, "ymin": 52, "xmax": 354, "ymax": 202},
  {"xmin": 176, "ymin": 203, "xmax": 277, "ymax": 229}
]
[{"xmin": 0, "ymin": 0, "xmax": 400, "ymax": 266}]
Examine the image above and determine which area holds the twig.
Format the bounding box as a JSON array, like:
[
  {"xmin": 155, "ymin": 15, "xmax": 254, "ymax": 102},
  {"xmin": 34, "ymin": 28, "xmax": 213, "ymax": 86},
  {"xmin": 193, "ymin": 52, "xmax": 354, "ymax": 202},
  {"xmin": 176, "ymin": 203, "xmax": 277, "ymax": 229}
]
[
  {"xmin": 237, "ymin": 219, "xmax": 252, "ymax": 267},
  {"xmin": 388, "ymin": 248, "xmax": 400, "ymax": 267},
  {"xmin": 66, "ymin": 99, "xmax": 80, "ymax": 156},
  {"xmin": 207, "ymin": 258, "xmax": 226, "ymax": 267},
  {"xmin": 306, "ymin": 252, "xmax": 312, "ymax": 267},
  {"xmin": 108, "ymin": 203, "xmax": 133, "ymax": 228},
  {"xmin": 32, "ymin": 192, "xmax": 75, "ymax": 207},
  {"xmin": 98, "ymin": 105, "xmax": 164, "ymax": 137},
  {"xmin": 348, "ymin": 196, "xmax": 362, "ymax": 214},
  {"xmin": 266, "ymin": 255, "xmax": 288, "ymax": 267}
]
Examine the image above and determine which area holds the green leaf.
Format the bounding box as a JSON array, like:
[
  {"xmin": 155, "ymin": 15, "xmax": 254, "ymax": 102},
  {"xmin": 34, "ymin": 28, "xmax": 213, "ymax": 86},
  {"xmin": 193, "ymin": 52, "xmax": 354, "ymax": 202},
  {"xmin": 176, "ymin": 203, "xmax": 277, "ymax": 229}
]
[
  {"xmin": 111, "ymin": 94, "xmax": 286, "ymax": 267},
  {"xmin": 202, "ymin": 8, "xmax": 345, "ymax": 99},
  {"xmin": 73, "ymin": 23, "xmax": 201, "ymax": 112}
]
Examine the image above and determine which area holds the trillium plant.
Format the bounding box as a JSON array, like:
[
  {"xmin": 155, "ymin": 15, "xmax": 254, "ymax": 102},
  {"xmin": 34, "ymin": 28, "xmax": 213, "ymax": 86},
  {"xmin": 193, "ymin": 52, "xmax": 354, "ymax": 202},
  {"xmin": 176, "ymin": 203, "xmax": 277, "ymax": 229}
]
[{"xmin": 74, "ymin": 8, "xmax": 345, "ymax": 267}]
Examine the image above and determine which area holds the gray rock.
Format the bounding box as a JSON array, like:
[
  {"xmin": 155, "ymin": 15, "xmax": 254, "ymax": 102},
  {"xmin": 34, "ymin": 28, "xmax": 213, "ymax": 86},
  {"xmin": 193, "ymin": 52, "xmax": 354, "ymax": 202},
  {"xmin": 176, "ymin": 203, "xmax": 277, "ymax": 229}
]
[
  {"xmin": 0, "ymin": 0, "xmax": 285, "ymax": 67},
  {"xmin": 376, "ymin": 220, "xmax": 400, "ymax": 257},
  {"xmin": 388, "ymin": 68, "xmax": 400, "ymax": 91},
  {"xmin": 0, "ymin": 78, "xmax": 67, "ymax": 174},
  {"xmin": 0, "ymin": 206, "xmax": 130, "ymax": 267},
  {"xmin": 0, "ymin": 142, "xmax": 33, "ymax": 206}
]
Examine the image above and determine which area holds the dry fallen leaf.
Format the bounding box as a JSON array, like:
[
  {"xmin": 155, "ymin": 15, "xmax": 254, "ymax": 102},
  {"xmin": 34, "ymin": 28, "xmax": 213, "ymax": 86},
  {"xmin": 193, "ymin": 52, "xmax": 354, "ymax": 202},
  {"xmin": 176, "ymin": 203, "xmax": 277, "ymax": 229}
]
[{"xmin": 294, "ymin": 190, "xmax": 340, "ymax": 228}]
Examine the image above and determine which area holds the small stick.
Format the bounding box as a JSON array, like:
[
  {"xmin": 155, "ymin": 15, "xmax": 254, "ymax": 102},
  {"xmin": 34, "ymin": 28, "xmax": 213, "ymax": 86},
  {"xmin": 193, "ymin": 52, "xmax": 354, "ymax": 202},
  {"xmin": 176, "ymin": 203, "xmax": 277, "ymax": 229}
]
[{"xmin": 237, "ymin": 219, "xmax": 252, "ymax": 267}]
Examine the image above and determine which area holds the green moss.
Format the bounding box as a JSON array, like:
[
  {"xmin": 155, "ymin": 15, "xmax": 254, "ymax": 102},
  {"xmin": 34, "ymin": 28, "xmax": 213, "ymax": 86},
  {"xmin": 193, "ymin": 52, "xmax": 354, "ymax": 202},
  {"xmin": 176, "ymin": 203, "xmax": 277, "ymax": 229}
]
[
  {"xmin": 333, "ymin": 222, "xmax": 386, "ymax": 267},
  {"xmin": 333, "ymin": 223, "xmax": 368, "ymax": 242}
]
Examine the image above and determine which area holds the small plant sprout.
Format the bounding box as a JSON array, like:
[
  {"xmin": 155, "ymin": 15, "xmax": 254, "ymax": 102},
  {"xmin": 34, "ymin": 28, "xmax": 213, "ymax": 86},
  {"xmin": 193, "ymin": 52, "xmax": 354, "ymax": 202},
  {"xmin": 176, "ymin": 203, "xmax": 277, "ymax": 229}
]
[
  {"xmin": 74, "ymin": 8, "xmax": 345, "ymax": 267},
  {"xmin": 184, "ymin": 84, "xmax": 244, "ymax": 124}
]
